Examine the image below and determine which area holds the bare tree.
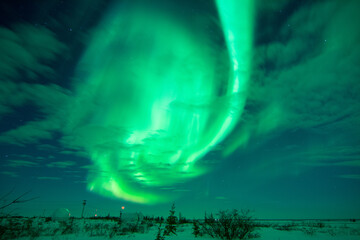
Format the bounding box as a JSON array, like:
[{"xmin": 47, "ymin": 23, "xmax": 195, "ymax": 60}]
[{"xmin": 0, "ymin": 190, "xmax": 38, "ymax": 212}]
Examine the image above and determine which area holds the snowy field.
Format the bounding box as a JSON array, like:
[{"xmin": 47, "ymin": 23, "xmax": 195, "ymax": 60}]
[
  {"xmin": 256, "ymin": 220, "xmax": 360, "ymax": 240},
  {"xmin": 1, "ymin": 217, "xmax": 360, "ymax": 240}
]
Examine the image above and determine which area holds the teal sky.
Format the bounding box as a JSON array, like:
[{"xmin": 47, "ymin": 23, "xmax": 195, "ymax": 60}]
[{"xmin": 0, "ymin": 0, "xmax": 359, "ymax": 219}]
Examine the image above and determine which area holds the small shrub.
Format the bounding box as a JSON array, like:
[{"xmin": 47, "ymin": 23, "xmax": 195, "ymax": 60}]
[
  {"xmin": 28, "ymin": 227, "xmax": 41, "ymax": 240},
  {"xmin": 127, "ymin": 222, "xmax": 140, "ymax": 233},
  {"xmin": 108, "ymin": 225, "xmax": 119, "ymax": 238},
  {"xmin": 274, "ymin": 223, "xmax": 296, "ymax": 231},
  {"xmin": 316, "ymin": 222, "xmax": 325, "ymax": 228},
  {"xmin": 302, "ymin": 226, "xmax": 316, "ymax": 236},
  {"xmin": 200, "ymin": 209, "xmax": 257, "ymax": 240},
  {"xmin": 146, "ymin": 220, "xmax": 155, "ymax": 228},
  {"xmin": 59, "ymin": 217, "xmax": 77, "ymax": 235},
  {"xmin": 88, "ymin": 223, "xmax": 107, "ymax": 236},
  {"xmin": 327, "ymin": 228, "xmax": 337, "ymax": 236}
]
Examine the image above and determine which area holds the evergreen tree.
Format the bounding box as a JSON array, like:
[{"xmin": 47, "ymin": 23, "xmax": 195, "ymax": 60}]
[
  {"xmin": 192, "ymin": 220, "xmax": 200, "ymax": 237},
  {"xmin": 163, "ymin": 203, "xmax": 177, "ymax": 236},
  {"xmin": 155, "ymin": 222, "xmax": 165, "ymax": 240}
]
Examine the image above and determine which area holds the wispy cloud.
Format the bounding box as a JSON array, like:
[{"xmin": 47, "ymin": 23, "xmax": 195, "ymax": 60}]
[
  {"xmin": 0, "ymin": 23, "xmax": 70, "ymax": 146},
  {"xmin": 245, "ymin": 144, "xmax": 360, "ymax": 180},
  {"xmin": 36, "ymin": 144, "xmax": 59, "ymax": 151},
  {"xmin": 0, "ymin": 24, "xmax": 66, "ymax": 81},
  {"xmin": 292, "ymin": 146, "xmax": 360, "ymax": 167},
  {"xmin": 0, "ymin": 83, "xmax": 71, "ymax": 146},
  {"xmin": 7, "ymin": 160, "xmax": 38, "ymax": 168},
  {"xmin": 338, "ymin": 175, "xmax": 360, "ymax": 180},
  {"xmin": 1, "ymin": 171, "xmax": 19, "ymax": 178},
  {"xmin": 172, "ymin": 189, "xmax": 190, "ymax": 192},
  {"xmin": 36, "ymin": 176, "xmax": 62, "ymax": 180},
  {"xmin": 74, "ymin": 180, "xmax": 87, "ymax": 184},
  {"xmin": 47, "ymin": 161, "xmax": 76, "ymax": 168},
  {"xmin": 59, "ymin": 150, "xmax": 89, "ymax": 158}
]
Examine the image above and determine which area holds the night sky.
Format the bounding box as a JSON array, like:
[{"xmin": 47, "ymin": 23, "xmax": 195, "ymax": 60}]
[{"xmin": 1, "ymin": 0, "xmax": 360, "ymax": 219}]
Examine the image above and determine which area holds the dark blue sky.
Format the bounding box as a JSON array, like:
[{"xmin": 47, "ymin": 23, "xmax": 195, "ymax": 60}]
[{"xmin": 0, "ymin": 0, "xmax": 359, "ymax": 219}]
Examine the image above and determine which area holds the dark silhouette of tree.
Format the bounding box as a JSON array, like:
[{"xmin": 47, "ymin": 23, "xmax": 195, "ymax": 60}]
[
  {"xmin": 155, "ymin": 221, "xmax": 165, "ymax": 240},
  {"xmin": 192, "ymin": 220, "xmax": 201, "ymax": 237},
  {"xmin": 0, "ymin": 190, "xmax": 37, "ymax": 210},
  {"xmin": 163, "ymin": 203, "xmax": 177, "ymax": 236}
]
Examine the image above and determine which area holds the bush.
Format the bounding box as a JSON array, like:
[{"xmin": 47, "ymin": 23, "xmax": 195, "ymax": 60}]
[
  {"xmin": 59, "ymin": 217, "xmax": 78, "ymax": 235},
  {"xmin": 302, "ymin": 226, "xmax": 316, "ymax": 236},
  {"xmin": 200, "ymin": 209, "xmax": 257, "ymax": 240},
  {"xmin": 274, "ymin": 223, "xmax": 296, "ymax": 231}
]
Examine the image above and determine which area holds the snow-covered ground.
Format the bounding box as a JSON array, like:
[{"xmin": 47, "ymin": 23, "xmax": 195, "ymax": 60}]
[
  {"xmin": 258, "ymin": 220, "xmax": 360, "ymax": 240},
  {"xmin": 1, "ymin": 217, "xmax": 359, "ymax": 240}
]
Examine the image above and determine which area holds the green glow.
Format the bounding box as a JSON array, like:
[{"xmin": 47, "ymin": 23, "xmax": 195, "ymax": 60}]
[{"xmin": 67, "ymin": 1, "xmax": 254, "ymax": 203}]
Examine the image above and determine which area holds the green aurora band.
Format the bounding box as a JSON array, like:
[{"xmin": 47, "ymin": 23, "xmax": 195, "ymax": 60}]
[{"xmin": 68, "ymin": 0, "xmax": 254, "ymax": 204}]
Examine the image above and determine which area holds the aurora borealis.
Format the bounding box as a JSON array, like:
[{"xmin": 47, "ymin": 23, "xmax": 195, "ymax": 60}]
[
  {"xmin": 61, "ymin": 0, "xmax": 254, "ymax": 204},
  {"xmin": 1, "ymin": 0, "xmax": 360, "ymax": 219}
]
